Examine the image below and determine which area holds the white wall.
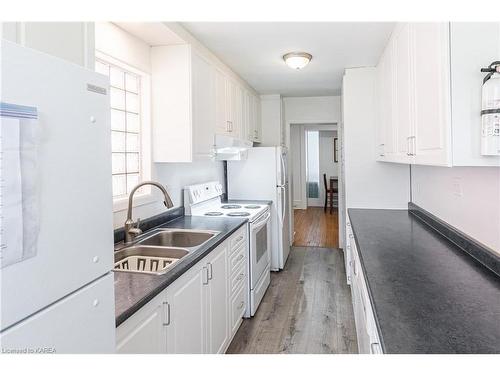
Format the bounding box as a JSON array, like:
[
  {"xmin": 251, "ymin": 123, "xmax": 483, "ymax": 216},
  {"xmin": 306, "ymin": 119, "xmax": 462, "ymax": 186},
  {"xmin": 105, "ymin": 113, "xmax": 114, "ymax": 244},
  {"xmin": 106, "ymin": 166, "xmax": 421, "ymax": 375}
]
[
  {"xmin": 319, "ymin": 130, "xmax": 338, "ymax": 179},
  {"xmin": 343, "ymin": 67, "xmax": 410, "ymax": 209},
  {"xmin": 283, "ymin": 96, "xmax": 341, "ymax": 125},
  {"xmin": 412, "ymin": 165, "xmax": 500, "ymax": 253},
  {"xmin": 259, "ymin": 94, "xmax": 282, "ymax": 146}
]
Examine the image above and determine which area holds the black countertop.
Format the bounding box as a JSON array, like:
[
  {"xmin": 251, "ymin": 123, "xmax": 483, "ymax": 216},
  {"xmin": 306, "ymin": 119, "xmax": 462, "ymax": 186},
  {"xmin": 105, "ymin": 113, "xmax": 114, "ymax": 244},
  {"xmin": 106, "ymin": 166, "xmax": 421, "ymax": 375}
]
[
  {"xmin": 348, "ymin": 209, "xmax": 500, "ymax": 354},
  {"xmin": 114, "ymin": 216, "xmax": 247, "ymax": 327}
]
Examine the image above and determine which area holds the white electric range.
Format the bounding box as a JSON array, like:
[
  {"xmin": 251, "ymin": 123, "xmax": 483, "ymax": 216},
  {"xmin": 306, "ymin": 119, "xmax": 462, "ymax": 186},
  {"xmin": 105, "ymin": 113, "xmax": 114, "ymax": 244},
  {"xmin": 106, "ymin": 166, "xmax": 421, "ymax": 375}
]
[{"xmin": 184, "ymin": 181, "xmax": 271, "ymax": 317}]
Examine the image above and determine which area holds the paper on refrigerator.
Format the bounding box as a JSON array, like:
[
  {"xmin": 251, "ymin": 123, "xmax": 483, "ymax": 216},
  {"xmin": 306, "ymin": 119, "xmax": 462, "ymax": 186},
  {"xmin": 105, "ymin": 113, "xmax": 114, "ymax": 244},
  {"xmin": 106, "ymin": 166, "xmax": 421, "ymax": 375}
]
[{"xmin": 0, "ymin": 103, "xmax": 39, "ymax": 268}]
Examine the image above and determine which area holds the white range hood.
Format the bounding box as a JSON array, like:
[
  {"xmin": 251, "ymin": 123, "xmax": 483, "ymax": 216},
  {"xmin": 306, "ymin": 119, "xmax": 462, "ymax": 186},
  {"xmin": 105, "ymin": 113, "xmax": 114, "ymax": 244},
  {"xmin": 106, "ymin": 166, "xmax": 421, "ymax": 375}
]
[{"xmin": 214, "ymin": 134, "xmax": 253, "ymax": 161}]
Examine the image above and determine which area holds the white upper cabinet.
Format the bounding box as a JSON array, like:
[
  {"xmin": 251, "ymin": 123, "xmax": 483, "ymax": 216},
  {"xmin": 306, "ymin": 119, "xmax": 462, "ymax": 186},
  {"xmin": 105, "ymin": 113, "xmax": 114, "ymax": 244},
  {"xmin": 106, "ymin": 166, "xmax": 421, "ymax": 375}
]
[
  {"xmin": 412, "ymin": 23, "xmax": 452, "ymax": 166},
  {"xmin": 376, "ymin": 22, "xmax": 500, "ymax": 167},
  {"xmin": 393, "ymin": 23, "xmax": 414, "ymax": 164},
  {"xmin": 151, "ymin": 45, "xmax": 216, "ymax": 162}
]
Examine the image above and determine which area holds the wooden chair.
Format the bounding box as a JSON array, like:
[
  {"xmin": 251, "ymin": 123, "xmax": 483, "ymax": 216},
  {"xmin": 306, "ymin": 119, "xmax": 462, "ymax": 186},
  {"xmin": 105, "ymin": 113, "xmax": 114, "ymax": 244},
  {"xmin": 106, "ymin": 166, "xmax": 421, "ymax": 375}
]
[{"xmin": 323, "ymin": 174, "xmax": 339, "ymax": 214}]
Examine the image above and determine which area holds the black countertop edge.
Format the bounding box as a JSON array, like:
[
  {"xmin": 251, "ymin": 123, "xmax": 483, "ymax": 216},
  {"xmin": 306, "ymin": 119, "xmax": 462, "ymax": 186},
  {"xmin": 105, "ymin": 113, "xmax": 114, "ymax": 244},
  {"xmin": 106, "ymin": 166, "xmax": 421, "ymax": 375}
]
[
  {"xmin": 347, "ymin": 209, "xmax": 390, "ymax": 353},
  {"xmin": 408, "ymin": 202, "xmax": 500, "ymax": 277},
  {"xmin": 115, "ymin": 216, "xmax": 248, "ymax": 327},
  {"xmin": 114, "ymin": 207, "xmax": 184, "ymax": 244}
]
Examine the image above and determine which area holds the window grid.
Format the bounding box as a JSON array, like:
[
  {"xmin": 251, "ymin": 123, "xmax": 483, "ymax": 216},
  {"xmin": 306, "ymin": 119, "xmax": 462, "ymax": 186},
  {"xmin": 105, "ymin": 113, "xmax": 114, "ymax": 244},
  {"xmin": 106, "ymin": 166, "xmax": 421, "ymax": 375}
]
[{"xmin": 96, "ymin": 58, "xmax": 142, "ymax": 199}]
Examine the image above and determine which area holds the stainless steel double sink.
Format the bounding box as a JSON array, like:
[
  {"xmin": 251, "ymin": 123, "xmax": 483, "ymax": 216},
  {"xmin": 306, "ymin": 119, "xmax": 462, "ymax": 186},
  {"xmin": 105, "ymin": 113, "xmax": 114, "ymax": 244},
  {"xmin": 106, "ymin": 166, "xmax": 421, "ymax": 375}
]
[{"xmin": 114, "ymin": 228, "xmax": 219, "ymax": 276}]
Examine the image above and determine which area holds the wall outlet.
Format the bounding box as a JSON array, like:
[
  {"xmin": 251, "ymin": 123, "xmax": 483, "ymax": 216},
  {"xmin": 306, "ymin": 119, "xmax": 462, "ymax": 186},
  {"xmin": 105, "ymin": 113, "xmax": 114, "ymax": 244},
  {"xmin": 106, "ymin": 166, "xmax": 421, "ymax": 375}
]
[{"xmin": 452, "ymin": 177, "xmax": 463, "ymax": 197}]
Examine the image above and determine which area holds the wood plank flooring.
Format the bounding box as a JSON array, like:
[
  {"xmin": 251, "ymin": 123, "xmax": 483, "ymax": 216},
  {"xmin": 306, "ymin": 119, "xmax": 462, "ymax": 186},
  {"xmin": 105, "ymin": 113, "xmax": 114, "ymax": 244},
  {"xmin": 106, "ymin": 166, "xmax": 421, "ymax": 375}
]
[
  {"xmin": 226, "ymin": 246, "xmax": 358, "ymax": 354},
  {"xmin": 293, "ymin": 207, "xmax": 339, "ymax": 248}
]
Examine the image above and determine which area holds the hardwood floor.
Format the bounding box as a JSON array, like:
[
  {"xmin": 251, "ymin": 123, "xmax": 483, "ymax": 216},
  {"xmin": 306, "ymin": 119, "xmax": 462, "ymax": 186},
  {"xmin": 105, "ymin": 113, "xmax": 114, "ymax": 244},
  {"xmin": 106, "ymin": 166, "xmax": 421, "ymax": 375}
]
[
  {"xmin": 226, "ymin": 246, "xmax": 358, "ymax": 354},
  {"xmin": 293, "ymin": 207, "xmax": 339, "ymax": 248}
]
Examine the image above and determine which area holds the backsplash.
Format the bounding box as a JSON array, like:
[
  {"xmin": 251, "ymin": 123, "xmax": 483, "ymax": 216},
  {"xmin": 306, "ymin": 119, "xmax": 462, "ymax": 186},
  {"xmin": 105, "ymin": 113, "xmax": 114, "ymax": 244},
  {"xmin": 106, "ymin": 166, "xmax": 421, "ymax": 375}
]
[
  {"xmin": 411, "ymin": 165, "xmax": 500, "ymax": 253},
  {"xmin": 113, "ymin": 161, "xmax": 224, "ymax": 229}
]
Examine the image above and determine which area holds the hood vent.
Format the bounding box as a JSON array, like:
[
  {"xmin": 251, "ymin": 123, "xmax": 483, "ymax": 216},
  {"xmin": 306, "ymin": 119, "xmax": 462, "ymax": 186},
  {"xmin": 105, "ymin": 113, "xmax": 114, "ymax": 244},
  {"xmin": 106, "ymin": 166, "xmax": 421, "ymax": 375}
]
[{"xmin": 214, "ymin": 134, "xmax": 252, "ymax": 161}]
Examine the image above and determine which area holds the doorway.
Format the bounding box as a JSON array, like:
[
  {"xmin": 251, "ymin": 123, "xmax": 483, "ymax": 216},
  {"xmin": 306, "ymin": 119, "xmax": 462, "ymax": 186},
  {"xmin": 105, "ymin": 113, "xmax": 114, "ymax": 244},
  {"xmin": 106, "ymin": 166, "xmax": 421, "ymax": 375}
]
[{"xmin": 289, "ymin": 124, "xmax": 339, "ymax": 248}]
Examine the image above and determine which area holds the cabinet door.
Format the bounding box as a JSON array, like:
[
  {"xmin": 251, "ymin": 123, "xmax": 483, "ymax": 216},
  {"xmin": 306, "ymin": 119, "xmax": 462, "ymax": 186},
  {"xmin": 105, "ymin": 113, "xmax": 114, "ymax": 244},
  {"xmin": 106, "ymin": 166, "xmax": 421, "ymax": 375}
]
[
  {"xmin": 379, "ymin": 41, "xmax": 397, "ymax": 159},
  {"xmin": 206, "ymin": 244, "xmax": 229, "ymax": 353},
  {"xmin": 233, "ymin": 83, "xmax": 243, "ymax": 137},
  {"xmin": 215, "ymin": 68, "xmax": 229, "ymax": 135},
  {"xmin": 412, "ymin": 22, "xmax": 452, "ymax": 166},
  {"xmin": 166, "ymin": 266, "xmax": 206, "ymax": 354},
  {"xmin": 192, "ymin": 51, "xmax": 216, "ymax": 159},
  {"xmin": 254, "ymin": 95, "xmax": 262, "ymax": 142},
  {"xmin": 394, "ymin": 23, "xmax": 414, "ymax": 163},
  {"xmin": 247, "ymin": 92, "xmax": 256, "ymax": 141},
  {"xmin": 225, "ymin": 78, "xmax": 235, "ymax": 133},
  {"xmin": 243, "ymin": 90, "xmax": 251, "ymax": 141},
  {"xmin": 116, "ymin": 289, "xmax": 167, "ymax": 354}
]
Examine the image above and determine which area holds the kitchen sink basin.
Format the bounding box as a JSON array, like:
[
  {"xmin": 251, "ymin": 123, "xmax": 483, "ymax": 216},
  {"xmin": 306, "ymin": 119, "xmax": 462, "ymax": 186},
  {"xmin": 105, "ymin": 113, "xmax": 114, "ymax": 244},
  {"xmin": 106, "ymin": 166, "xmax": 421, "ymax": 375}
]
[
  {"xmin": 114, "ymin": 246, "xmax": 189, "ymax": 275},
  {"xmin": 138, "ymin": 229, "xmax": 219, "ymax": 248}
]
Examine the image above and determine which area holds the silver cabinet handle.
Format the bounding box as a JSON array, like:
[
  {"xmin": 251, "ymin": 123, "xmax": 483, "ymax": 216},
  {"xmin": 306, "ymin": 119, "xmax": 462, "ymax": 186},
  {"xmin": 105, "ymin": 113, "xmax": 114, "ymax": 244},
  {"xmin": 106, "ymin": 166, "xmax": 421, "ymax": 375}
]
[
  {"xmin": 237, "ymin": 273, "xmax": 244, "ymax": 281},
  {"xmin": 202, "ymin": 267, "xmax": 209, "ymax": 285},
  {"xmin": 238, "ymin": 301, "xmax": 244, "ymax": 309},
  {"xmin": 163, "ymin": 302, "xmax": 170, "ymax": 326},
  {"xmin": 207, "ymin": 262, "xmax": 213, "ymax": 280},
  {"xmin": 237, "ymin": 254, "xmax": 244, "ymax": 262},
  {"xmin": 353, "ymin": 260, "xmax": 357, "ymax": 276}
]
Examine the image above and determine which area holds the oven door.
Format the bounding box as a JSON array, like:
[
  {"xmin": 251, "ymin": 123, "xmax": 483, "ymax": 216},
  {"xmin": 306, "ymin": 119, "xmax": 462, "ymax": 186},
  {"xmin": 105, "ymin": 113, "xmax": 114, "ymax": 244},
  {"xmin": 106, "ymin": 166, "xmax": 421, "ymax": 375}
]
[{"xmin": 249, "ymin": 209, "xmax": 271, "ymax": 289}]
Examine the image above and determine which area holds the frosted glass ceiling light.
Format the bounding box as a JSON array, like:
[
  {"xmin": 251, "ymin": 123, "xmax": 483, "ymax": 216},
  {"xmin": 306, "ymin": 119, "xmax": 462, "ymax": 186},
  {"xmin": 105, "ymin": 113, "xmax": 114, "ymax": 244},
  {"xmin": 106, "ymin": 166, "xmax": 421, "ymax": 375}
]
[{"xmin": 283, "ymin": 52, "xmax": 312, "ymax": 70}]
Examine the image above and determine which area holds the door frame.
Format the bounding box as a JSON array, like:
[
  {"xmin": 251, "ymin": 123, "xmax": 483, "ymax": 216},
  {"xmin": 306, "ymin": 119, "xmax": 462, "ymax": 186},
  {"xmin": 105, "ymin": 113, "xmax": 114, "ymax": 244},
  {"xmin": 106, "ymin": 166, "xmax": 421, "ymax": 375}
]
[{"xmin": 285, "ymin": 121, "xmax": 338, "ymax": 244}]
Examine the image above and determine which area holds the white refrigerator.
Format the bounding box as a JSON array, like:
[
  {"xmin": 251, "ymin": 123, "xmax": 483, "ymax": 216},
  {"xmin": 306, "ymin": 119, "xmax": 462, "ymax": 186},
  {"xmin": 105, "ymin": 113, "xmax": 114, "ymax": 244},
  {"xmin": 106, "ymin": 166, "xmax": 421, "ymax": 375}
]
[
  {"xmin": 0, "ymin": 41, "xmax": 115, "ymax": 353},
  {"xmin": 227, "ymin": 146, "xmax": 290, "ymax": 271}
]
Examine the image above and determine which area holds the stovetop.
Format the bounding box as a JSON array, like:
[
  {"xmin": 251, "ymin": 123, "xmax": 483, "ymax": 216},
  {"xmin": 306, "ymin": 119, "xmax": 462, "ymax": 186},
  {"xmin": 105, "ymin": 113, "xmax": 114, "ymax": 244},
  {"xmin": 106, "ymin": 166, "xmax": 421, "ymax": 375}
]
[{"xmin": 191, "ymin": 201, "xmax": 268, "ymax": 221}]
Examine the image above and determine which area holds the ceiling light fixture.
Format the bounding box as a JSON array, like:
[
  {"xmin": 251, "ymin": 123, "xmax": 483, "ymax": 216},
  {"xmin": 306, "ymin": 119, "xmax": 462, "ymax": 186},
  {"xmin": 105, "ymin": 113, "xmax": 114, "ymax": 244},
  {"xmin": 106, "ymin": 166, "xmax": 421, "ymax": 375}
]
[{"xmin": 283, "ymin": 52, "xmax": 312, "ymax": 70}]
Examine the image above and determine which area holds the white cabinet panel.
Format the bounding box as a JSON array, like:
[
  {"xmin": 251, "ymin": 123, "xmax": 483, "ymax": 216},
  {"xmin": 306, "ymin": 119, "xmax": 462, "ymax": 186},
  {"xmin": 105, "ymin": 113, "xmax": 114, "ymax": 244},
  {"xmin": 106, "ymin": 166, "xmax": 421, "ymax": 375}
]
[
  {"xmin": 206, "ymin": 243, "xmax": 229, "ymax": 353},
  {"xmin": 116, "ymin": 290, "xmax": 167, "ymax": 354},
  {"xmin": 166, "ymin": 266, "xmax": 206, "ymax": 354},
  {"xmin": 394, "ymin": 23, "xmax": 414, "ymax": 163},
  {"xmin": 151, "ymin": 45, "xmax": 216, "ymax": 162},
  {"xmin": 1, "ymin": 274, "xmax": 115, "ymax": 354},
  {"xmin": 412, "ymin": 23, "xmax": 452, "ymax": 166},
  {"xmin": 192, "ymin": 51, "xmax": 216, "ymax": 159}
]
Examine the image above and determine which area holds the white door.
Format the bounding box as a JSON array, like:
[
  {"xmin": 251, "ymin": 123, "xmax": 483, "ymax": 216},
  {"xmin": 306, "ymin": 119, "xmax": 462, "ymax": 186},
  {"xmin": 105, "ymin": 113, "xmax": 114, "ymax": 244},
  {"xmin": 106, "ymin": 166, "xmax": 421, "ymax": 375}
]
[
  {"xmin": 192, "ymin": 51, "xmax": 216, "ymax": 159},
  {"xmin": 250, "ymin": 210, "xmax": 272, "ymax": 285},
  {"xmin": 412, "ymin": 22, "xmax": 452, "ymax": 166},
  {"xmin": 215, "ymin": 68, "xmax": 229, "ymax": 135},
  {"xmin": 166, "ymin": 266, "xmax": 205, "ymax": 353},
  {"xmin": 1, "ymin": 41, "xmax": 114, "ymax": 330},
  {"xmin": 394, "ymin": 23, "xmax": 414, "ymax": 163},
  {"xmin": 1, "ymin": 274, "xmax": 115, "ymax": 354},
  {"xmin": 380, "ymin": 40, "xmax": 397, "ymax": 159},
  {"xmin": 206, "ymin": 244, "xmax": 229, "ymax": 353},
  {"xmin": 116, "ymin": 290, "xmax": 167, "ymax": 354}
]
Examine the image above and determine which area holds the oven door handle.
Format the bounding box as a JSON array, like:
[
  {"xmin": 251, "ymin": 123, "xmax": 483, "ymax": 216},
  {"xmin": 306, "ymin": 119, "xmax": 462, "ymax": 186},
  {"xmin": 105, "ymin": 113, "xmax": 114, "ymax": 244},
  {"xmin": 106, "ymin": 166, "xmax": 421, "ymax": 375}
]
[{"xmin": 252, "ymin": 211, "xmax": 270, "ymax": 230}]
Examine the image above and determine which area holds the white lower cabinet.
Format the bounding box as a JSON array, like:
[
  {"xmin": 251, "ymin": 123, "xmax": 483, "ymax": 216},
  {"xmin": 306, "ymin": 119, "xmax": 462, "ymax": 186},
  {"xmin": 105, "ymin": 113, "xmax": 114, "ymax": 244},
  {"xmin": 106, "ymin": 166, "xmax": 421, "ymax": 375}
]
[
  {"xmin": 205, "ymin": 243, "xmax": 229, "ymax": 354},
  {"xmin": 346, "ymin": 221, "xmax": 383, "ymax": 354},
  {"xmin": 116, "ymin": 290, "xmax": 168, "ymax": 354},
  {"xmin": 116, "ymin": 227, "xmax": 248, "ymax": 354}
]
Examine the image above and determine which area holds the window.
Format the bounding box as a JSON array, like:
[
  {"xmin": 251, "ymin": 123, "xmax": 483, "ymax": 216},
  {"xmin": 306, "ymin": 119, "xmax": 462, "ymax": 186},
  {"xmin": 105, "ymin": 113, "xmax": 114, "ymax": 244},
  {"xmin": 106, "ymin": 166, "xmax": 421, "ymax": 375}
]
[{"xmin": 95, "ymin": 55, "xmax": 150, "ymax": 202}]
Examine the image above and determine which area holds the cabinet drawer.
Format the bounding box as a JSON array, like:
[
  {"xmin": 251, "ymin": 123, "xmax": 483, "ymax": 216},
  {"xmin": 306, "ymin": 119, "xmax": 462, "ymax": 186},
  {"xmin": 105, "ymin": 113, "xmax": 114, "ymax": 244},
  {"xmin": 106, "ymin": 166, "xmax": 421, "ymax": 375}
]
[
  {"xmin": 229, "ymin": 243, "xmax": 246, "ymax": 272},
  {"xmin": 230, "ymin": 227, "xmax": 247, "ymax": 253},
  {"xmin": 230, "ymin": 266, "xmax": 246, "ymax": 296},
  {"xmin": 230, "ymin": 284, "xmax": 246, "ymax": 336}
]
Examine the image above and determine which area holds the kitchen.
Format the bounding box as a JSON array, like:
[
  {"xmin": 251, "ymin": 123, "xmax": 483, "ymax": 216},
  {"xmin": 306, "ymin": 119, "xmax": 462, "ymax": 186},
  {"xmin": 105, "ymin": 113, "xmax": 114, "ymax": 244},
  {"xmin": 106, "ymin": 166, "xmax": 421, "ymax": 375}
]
[{"xmin": 0, "ymin": 2, "xmax": 499, "ymax": 371}]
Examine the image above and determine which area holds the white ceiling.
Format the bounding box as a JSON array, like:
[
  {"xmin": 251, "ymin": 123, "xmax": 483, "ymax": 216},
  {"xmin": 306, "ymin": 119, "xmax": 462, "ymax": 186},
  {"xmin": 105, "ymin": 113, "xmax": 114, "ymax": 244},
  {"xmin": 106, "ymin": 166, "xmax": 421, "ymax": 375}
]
[{"xmin": 182, "ymin": 22, "xmax": 395, "ymax": 97}]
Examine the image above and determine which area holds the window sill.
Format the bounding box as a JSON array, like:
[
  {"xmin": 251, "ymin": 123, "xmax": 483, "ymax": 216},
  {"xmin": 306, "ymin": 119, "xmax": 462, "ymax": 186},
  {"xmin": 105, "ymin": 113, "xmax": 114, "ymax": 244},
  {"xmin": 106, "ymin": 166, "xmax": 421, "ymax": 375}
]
[{"xmin": 113, "ymin": 193, "xmax": 156, "ymax": 213}]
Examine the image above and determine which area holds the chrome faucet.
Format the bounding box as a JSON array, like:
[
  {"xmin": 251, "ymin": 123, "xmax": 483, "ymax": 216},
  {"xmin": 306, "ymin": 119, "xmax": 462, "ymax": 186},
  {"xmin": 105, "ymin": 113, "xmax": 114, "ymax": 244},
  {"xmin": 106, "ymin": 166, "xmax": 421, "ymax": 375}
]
[{"xmin": 124, "ymin": 181, "xmax": 174, "ymax": 244}]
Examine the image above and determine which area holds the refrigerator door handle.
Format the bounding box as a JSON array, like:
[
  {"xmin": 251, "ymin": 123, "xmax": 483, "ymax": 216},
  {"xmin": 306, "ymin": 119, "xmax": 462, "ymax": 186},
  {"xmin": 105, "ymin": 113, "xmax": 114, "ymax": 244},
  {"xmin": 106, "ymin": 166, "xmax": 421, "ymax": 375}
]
[
  {"xmin": 277, "ymin": 186, "xmax": 285, "ymax": 225},
  {"xmin": 280, "ymin": 153, "xmax": 287, "ymax": 186}
]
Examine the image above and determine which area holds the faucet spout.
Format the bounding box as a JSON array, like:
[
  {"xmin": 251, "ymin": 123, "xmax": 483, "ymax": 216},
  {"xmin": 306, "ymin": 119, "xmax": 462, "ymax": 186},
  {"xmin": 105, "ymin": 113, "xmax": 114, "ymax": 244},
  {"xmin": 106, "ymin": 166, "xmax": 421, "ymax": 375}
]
[{"xmin": 124, "ymin": 181, "xmax": 174, "ymax": 243}]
